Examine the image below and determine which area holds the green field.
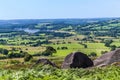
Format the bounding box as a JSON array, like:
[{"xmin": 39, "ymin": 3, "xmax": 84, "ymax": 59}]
[
  {"xmin": 0, "ymin": 45, "xmax": 45, "ymax": 54},
  {"xmin": 46, "ymin": 43, "xmax": 110, "ymax": 56},
  {"xmin": 0, "ymin": 18, "xmax": 120, "ymax": 80}
]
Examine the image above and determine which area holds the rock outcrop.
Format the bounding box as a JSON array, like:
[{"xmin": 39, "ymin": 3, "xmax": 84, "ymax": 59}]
[
  {"xmin": 61, "ymin": 52, "xmax": 93, "ymax": 69},
  {"xmin": 31, "ymin": 58, "xmax": 58, "ymax": 68},
  {"xmin": 94, "ymin": 48, "xmax": 120, "ymax": 67}
]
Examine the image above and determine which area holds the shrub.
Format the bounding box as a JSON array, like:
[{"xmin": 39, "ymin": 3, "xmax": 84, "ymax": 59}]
[
  {"xmin": 41, "ymin": 51, "xmax": 52, "ymax": 56},
  {"xmin": 0, "ymin": 48, "xmax": 9, "ymax": 55},
  {"xmin": 41, "ymin": 46, "xmax": 56, "ymax": 56},
  {"xmin": 0, "ymin": 56, "xmax": 7, "ymax": 60},
  {"xmin": 7, "ymin": 51, "xmax": 27, "ymax": 58},
  {"xmin": 110, "ymin": 45, "xmax": 116, "ymax": 51},
  {"xmin": 104, "ymin": 40, "xmax": 113, "ymax": 47},
  {"xmin": 84, "ymin": 44, "xmax": 87, "ymax": 48},
  {"xmin": 9, "ymin": 60, "xmax": 21, "ymax": 64},
  {"xmin": 101, "ymin": 51, "xmax": 108, "ymax": 55},
  {"xmin": 61, "ymin": 47, "xmax": 68, "ymax": 50},
  {"xmin": 24, "ymin": 53, "xmax": 33, "ymax": 62},
  {"xmin": 7, "ymin": 52, "xmax": 25, "ymax": 58},
  {"xmin": 88, "ymin": 52, "xmax": 97, "ymax": 57},
  {"xmin": 57, "ymin": 47, "xmax": 60, "ymax": 50}
]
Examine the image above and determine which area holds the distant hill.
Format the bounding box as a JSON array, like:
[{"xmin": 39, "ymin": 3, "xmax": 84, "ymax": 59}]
[{"xmin": 0, "ymin": 18, "xmax": 119, "ymax": 25}]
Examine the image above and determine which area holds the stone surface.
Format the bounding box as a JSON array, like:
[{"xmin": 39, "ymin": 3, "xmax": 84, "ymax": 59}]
[
  {"xmin": 61, "ymin": 52, "xmax": 93, "ymax": 69},
  {"xmin": 94, "ymin": 48, "xmax": 120, "ymax": 67},
  {"xmin": 31, "ymin": 58, "xmax": 58, "ymax": 68}
]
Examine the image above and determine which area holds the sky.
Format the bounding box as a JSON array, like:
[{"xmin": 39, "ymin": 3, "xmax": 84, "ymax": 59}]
[{"xmin": 0, "ymin": 0, "xmax": 120, "ymax": 19}]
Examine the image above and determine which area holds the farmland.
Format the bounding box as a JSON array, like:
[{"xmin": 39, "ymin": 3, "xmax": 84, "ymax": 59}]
[
  {"xmin": 0, "ymin": 18, "xmax": 120, "ymax": 79},
  {"xmin": 46, "ymin": 42, "xmax": 110, "ymax": 56},
  {"xmin": 0, "ymin": 18, "xmax": 120, "ymax": 59}
]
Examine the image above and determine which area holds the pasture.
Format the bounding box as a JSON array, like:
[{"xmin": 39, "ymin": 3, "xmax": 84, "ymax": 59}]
[{"xmin": 46, "ymin": 43, "xmax": 110, "ymax": 56}]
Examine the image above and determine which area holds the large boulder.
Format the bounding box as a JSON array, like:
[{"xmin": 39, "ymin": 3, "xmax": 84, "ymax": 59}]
[
  {"xmin": 94, "ymin": 48, "xmax": 120, "ymax": 67},
  {"xmin": 61, "ymin": 52, "xmax": 93, "ymax": 69},
  {"xmin": 31, "ymin": 58, "xmax": 58, "ymax": 68}
]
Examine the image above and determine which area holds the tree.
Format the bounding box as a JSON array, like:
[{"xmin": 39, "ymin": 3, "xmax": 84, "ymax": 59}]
[
  {"xmin": 57, "ymin": 47, "xmax": 60, "ymax": 50},
  {"xmin": 61, "ymin": 47, "xmax": 68, "ymax": 50},
  {"xmin": 88, "ymin": 52, "xmax": 97, "ymax": 57},
  {"xmin": 84, "ymin": 44, "xmax": 87, "ymax": 48},
  {"xmin": 2, "ymin": 49, "xmax": 9, "ymax": 55},
  {"xmin": 42, "ymin": 46, "xmax": 56, "ymax": 56},
  {"xmin": 7, "ymin": 51, "xmax": 27, "ymax": 58},
  {"xmin": 24, "ymin": 53, "xmax": 33, "ymax": 62},
  {"xmin": 104, "ymin": 40, "xmax": 113, "ymax": 47},
  {"xmin": 110, "ymin": 45, "xmax": 116, "ymax": 51},
  {"xmin": 0, "ymin": 48, "xmax": 9, "ymax": 55}
]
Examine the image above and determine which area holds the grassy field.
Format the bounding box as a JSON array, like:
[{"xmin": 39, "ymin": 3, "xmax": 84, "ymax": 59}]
[
  {"xmin": 0, "ymin": 41, "xmax": 113, "ymax": 57},
  {"xmin": 0, "ymin": 45, "xmax": 45, "ymax": 54},
  {"xmin": 46, "ymin": 43, "xmax": 110, "ymax": 56},
  {"xmin": 2, "ymin": 35, "xmax": 120, "ymax": 57},
  {"xmin": 0, "ymin": 43, "xmax": 110, "ymax": 57}
]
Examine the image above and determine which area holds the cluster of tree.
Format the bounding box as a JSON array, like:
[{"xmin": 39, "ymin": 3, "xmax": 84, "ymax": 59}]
[
  {"xmin": 0, "ymin": 48, "xmax": 9, "ymax": 55},
  {"xmin": 0, "ymin": 46, "xmax": 57, "ymax": 61},
  {"xmin": 24, "ymin": 53, "xmax": 33, "ymax": 62},
  {"xmin": 1, "ymin": 18, "xmax": 120, "ymax": 38},
  {"xmin": 41, "ymin": 46, "xmax": 56, "ymax": 56},
  {"xmin": 88, "ymin": 52, "xmax": 97, "ymax": 57},
  {"xmin": 0, "ymin": 39, "xmax": 7, "ymax": 45},
  {"xmin": 8, "ymin": 51, "xmax": 33, "ymax": 62},
  {"xmin": 30, "ymin": 40, "xmax": 50, "ymax": 47},
  {"xmin": 57, "ymin": 47, "xmax": 68, "ymax": 50},
  {"xmin": 110, "ymin": 45, "xmax": 117, "ymax": 51},
  {"xmin": 104, "ymin": 40, "xmax": 118, "ymax": 51},
  {"xmin": 0, "ymin": 48, "xmax": 33, "ymax": 61},
  {"xmin": 7, "ymin": 52, "xmax": 26, "ymax": 58},
  {"xmin": 104, "ymin": 40, "xmax": 113, "ymax": 47}
]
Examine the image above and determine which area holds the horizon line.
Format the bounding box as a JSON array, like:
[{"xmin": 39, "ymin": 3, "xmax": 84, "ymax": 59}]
[{"xmin": 0, "ymin": 17, "xmax": 120, "ymax": 20}]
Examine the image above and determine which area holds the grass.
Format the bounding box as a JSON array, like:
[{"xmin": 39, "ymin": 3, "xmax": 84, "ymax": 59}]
[
  {"xmin": 0, "ymin": 41, "xmax": 111, "ymax": 57},
  {"xmin": 85, "ymin": 43, "xmax": 108, "ymax": 49},
  {"xmin": 111, "ymin": 42, "xmax": 120, "ymax": 47},
  {"xmin": 0, "ymin": 45, "xmax": 45, "ymax": 54},
  {"xmin": 0, "ymin": 65, "xmax": 119, "ymax": 80},
  {"xmin": 53, "ymin": 48, "xmax": 110, "ymax": 56},
  {"xmin": 47, "ymin": 43, "xmax": 84, "ymax": 49},
  {"xmin": 46, "ymin": 43, "xmax": 110, "ymax": 57}
]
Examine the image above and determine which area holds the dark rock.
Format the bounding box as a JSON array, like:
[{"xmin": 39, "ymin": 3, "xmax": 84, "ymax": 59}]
[
  {"xmin": 31, "ymin": 58, "xmax": 58, "ymax": 68},
  {"xmin": 61, "ymin": 52, "xmax": 93, "ymax": 69},
  {"xmin": 94, "ymin": 48, "xmax": 120, "ymax": 67}
]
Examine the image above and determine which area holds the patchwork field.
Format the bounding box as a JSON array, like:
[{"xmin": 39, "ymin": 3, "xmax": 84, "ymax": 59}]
[{"xmin": 0, "ymin": 18, "xmax": 120, "ymax": 80}]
